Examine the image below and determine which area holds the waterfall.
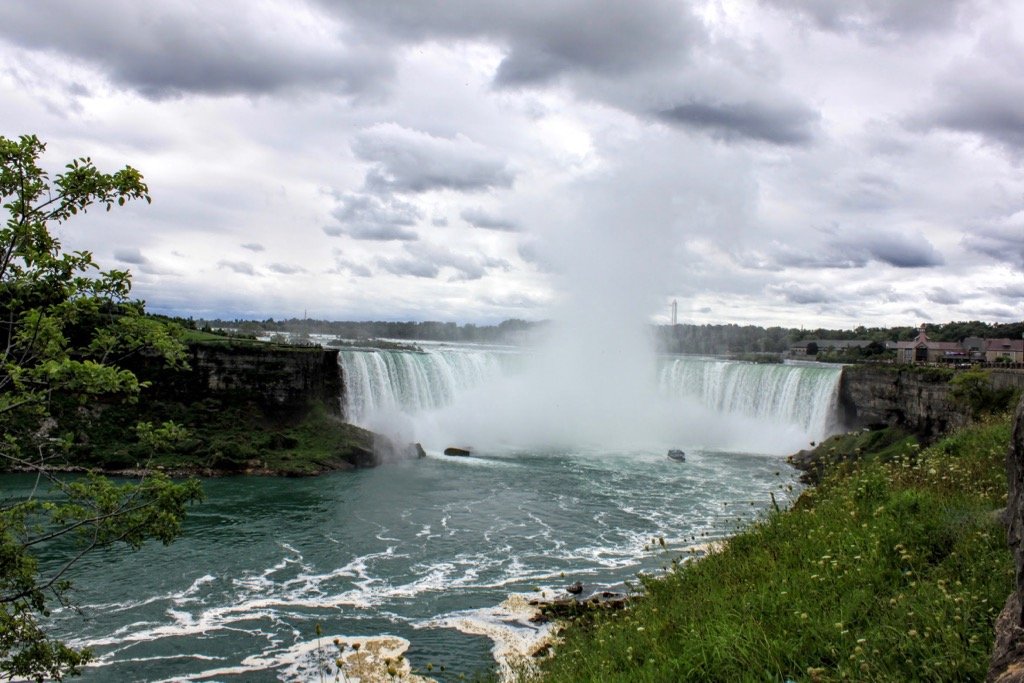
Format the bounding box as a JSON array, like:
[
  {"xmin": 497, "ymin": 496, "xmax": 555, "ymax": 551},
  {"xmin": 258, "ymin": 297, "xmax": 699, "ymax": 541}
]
[
  {"xmin": 340, "ymin": 346, "xmax": 511, "ymax": 425},
  {"xmin": 658, "ymin": 357, "xmax": 842, "ymax": 439},
  {"xmin": 341, "ymin": 347, "xmax": 842, "ymax": 440}
]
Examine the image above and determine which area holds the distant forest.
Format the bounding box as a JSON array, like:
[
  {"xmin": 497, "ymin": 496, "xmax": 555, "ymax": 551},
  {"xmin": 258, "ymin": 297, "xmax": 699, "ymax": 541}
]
[
  {"xmin": 186, "ymin": 317, "xmax": 1024, "ymax": 354},
  {"xmin": 659, "ymin": 320, "xmax": 1024, "ymax": 355},
  {"xmin": 191, "ymin": 317, "xmax": 542, "ymax": 344}
]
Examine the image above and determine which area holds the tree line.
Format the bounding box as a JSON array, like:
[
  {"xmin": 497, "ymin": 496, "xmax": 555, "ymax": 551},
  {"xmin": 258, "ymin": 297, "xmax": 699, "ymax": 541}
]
[{"xmin": 188, "ymin": 318, "xmax": 1024, "ymax": 354}]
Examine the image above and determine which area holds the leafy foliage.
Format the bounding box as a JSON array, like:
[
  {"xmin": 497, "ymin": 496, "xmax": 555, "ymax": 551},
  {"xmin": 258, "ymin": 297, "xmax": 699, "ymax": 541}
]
[
  {"xmin": 0, "ymin": 134, "xmax": 202, "ymax": 681},
  {"xmin": 950, "ymin": 369, "xmax": 1019, "ymax": 419}
]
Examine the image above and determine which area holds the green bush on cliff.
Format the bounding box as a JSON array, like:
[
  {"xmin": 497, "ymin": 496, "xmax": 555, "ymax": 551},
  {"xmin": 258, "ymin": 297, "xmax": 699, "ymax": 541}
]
[
  {"xmin": 950, "ymin": 369, "xmax": 1019, "ymax": 419},
  {"xmin": 541, "ymin": 415, "xmax": 1013, "ymax": 682}
]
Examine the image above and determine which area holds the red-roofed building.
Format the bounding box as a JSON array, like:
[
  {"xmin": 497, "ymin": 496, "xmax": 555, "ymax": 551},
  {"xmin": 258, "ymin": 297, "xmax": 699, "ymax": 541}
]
[
  {"xmin": 893, "ymin": 324, "xmax": 964, "ymax": 364},
  {"xmin": 985, "ymin": 338, "xmax": 1024, "ymax": 363}
]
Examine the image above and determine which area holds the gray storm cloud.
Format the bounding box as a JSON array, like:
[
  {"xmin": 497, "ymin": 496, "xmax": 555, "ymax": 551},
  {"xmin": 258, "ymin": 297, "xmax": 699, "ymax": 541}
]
[
  {"xmin": 657, "ymin": 98, "xmax": 819, "ymax": 146},
  {"xmin": 114, "ymin": 247, "xmax": 149, "ymax": 265},
  {"xmin": 963, "ymin": 222, "xmax": 1024, "ymax": 271},
  {"xmin": 353, "ymin": 124, "xmax": 515, "ymax": 194},
  {"xmin": 763, "ymin": 0, "xmax": 970, "ymax": 38},
  {"xmin": 217, "ymin": 260, "xmax": 257, "ymax": 276},
  {"xmin": 460, "ymin": 208, "xmax": 519, "ymax": 232},
  {"xmin": 0, "ymin": 0, "xmax": 389, "ymax": 98},
  {"xmin": 327, "ymin": 193, "xmax": 421, "ymax": 242}
]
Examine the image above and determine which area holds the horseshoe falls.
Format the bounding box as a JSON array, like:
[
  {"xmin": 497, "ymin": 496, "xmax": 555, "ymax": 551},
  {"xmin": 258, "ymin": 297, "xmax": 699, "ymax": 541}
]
[{"xmin": 340, "ymin": 345, "xmax": 842, "ymax": 455}]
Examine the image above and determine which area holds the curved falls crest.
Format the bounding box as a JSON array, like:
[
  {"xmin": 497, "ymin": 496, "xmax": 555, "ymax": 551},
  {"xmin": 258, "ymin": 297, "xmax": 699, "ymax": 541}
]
[{"xmin": 339, "ymin": 346, "xmax": 842, "ymax": 455}]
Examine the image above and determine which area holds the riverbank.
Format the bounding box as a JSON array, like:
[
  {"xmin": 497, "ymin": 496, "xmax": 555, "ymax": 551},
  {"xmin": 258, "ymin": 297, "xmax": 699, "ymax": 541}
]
[{"xmin": 538, "ymin": 414, "xmax": 1014, "ymax": 681}]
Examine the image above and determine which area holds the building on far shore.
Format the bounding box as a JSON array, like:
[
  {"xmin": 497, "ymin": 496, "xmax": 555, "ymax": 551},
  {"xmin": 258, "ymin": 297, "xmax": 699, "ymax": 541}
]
[
  {"xmin": 788, "ymin": 323, "xmax": 1023, "ymax": 365},
  {"xmin": 985, "ymin": 338, "xmax": 1024, "ymax": 363},
  {"xmin": 893, "ymin": 324, "xmax": 964, "ymax": 364},
  {"xmin": 961, "ymin": 336, "xmax": 988, "ymax": 360}
]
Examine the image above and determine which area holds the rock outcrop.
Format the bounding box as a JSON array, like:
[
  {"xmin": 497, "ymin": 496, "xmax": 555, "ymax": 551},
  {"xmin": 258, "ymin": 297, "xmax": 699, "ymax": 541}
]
[
  {"xmin": 130, "ymin": 342, "xmax": 344, "ymax": 416},
  {"xmin": 839, "ymin": 366, "xmax": 969, "ymax": 441},
  {"xmin": 990, "ymin": 395, "xmax": 1024, "ymax": 682},
  {"xmin": 840, "ymin": 366, "xmax": 1024, "ymax": 442}
]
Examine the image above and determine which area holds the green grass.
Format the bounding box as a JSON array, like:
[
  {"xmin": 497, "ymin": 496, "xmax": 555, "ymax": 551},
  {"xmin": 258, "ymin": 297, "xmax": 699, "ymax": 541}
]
[
  {"xmin": 180, "ymin": 329, "xmax": 237, "ymax": 343},
  {"xmin": 540, "ymin": 415, "xmax": 1013, "ymax": 682},
  {"xmin": 792, "ymin": 427, "xmax": 919, "ymax": 485}
]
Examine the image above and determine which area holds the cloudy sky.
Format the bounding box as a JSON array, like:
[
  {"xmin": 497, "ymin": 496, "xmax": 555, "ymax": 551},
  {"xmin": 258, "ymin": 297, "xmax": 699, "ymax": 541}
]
[{"xmin": 2, "ymin": 0, "xmax": 1023, "ymax": 327}]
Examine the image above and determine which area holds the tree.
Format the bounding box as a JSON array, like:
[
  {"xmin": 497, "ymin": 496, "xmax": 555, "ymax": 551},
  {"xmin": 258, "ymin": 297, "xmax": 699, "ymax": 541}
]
[
  {"xmin": 949, "ymin": 369, "xmax": 1018, "ymax": 419},
  {"xmin": 1, "ymin": 134, "xmax": 202, "ymax": 681}
]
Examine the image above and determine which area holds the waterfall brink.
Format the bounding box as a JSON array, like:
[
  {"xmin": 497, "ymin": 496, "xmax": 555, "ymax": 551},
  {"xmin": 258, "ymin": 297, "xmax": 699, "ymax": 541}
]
[
  {"xmin": 658, "ymin": 357, "xmax": 842, "ymax": 440},
  {"xmin": 340, "ymin": 346, "xmax": 509, "ymax": 426}
]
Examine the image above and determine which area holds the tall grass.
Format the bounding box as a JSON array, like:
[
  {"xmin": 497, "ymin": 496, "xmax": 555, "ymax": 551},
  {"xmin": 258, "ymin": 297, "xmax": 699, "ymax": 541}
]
[{"xmin": 540, "ymin": 416, "xmax": 1013, "ymax": 682}]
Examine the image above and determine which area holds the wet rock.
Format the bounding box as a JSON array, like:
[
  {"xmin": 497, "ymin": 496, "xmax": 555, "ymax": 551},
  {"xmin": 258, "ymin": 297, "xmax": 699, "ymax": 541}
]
[
  {"xmin": 444, "ymin": 447, "xmax": 471, "ymax": 456},
  {"xmin": 566, "ymin": 581, "xmax": 583, "ymax": 595},
  {"xmin": 528, "ymin": 591, "xmax": 629, "ymax": 623},
  {"xmin": 413, "ymin": 442, "xmax": 426, "ymax": 458}
]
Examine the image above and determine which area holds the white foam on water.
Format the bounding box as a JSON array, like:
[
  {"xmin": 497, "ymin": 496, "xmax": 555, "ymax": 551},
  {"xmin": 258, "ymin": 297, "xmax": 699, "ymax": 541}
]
[
  {"xmin": 142, "ymin": 634, "xmax": 428, "ymax": 683},
  {"xmin": 276, "ymin": 634, "xmax": 431, "ymax": 683},
  {"xmin": 419, "ymin": 592, "xmax": 556, "ymax": 683}
]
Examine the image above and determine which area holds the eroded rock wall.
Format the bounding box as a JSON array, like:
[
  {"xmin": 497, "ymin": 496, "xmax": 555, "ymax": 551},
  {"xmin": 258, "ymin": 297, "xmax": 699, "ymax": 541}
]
[
  {"xmin": 131, "ymin": 343, "xmax": 344, "ymax": 416},
  {"xmin": 838, "ymin": 366, "xmax": 969, "ymax": 440}
]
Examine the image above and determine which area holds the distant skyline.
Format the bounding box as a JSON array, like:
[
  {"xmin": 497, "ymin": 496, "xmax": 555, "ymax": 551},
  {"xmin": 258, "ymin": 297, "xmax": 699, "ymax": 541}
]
[{"xmin": 2, "ymin": 0, "xmax": 1022, "ymax": 327}]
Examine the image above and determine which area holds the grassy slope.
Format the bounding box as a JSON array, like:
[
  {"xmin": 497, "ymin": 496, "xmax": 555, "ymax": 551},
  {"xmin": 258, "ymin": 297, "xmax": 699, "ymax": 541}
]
[{"xmin": 540, "ymin": 416, "xmax": 1013, "ymax": 682}]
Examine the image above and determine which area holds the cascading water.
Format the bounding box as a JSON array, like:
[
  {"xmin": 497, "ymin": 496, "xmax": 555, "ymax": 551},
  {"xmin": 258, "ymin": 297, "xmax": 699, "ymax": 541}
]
[
  {"xmin": 658, "ymin": 357, "xmax": 841, "ymax": 440},
  {"xmin": 340, "ymin": 345, "xmax": 511, "ymax": 425},
  {"xmin": 340, "ymin": 346, "xmax": 843, "ymax": 450}
]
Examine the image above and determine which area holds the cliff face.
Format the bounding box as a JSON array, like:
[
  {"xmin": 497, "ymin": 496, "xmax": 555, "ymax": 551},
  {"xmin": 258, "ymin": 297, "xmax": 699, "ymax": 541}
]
[
  {"xmin": 989, "ymin": 396, "xmax": 1024, "ymax": 682},
  {"xmin": 189, "ymin": 344, "xmax": 343, "ymax": 415},
  {"xmin": 838, "ymin": 366, "xmax": 969, "ymax": 440},
  {"xmin": 132, "ymin": 343, "xmax": 344, "ymax": 416}
]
